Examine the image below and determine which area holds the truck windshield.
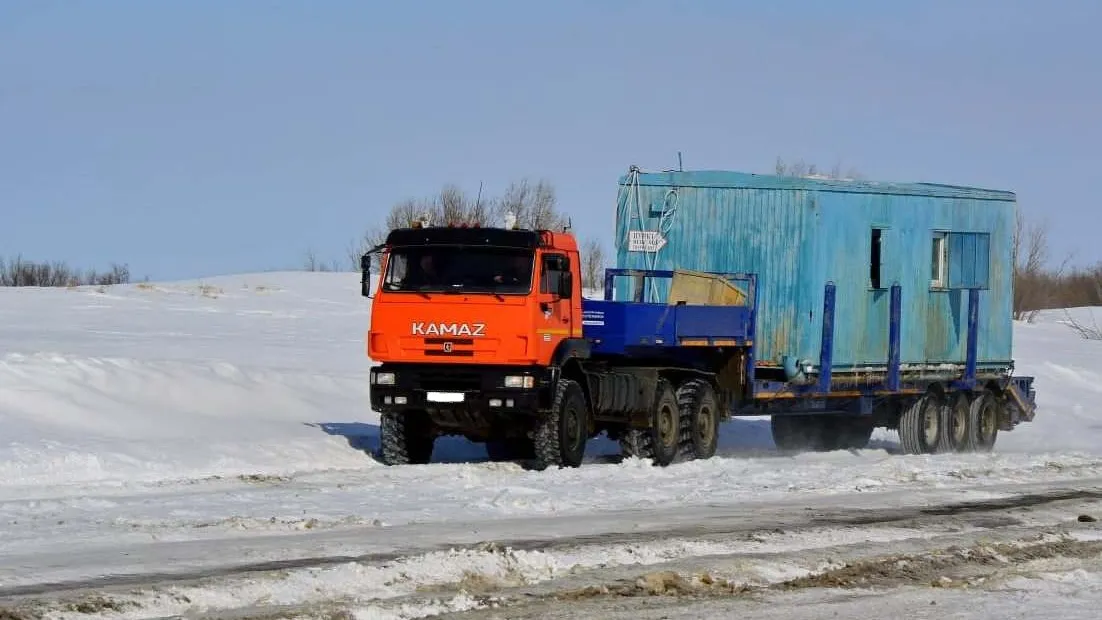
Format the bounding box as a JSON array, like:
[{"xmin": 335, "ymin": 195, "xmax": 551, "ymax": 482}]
[{"xmin": 382, "ymin": 246, "xmax": 534, "ymax": 294}]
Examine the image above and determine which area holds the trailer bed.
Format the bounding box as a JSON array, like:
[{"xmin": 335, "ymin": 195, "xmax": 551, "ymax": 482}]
[
  {"xmin": 581, "ymin": 267, "xmax": 1036, "ymax": 427},
  {"xmin": 582, "ymin": 299, "xmax": 753, "ymax": 355},
  {"xmin": 582, "ymin": 269, "xmax": 755, "ymax": 357}
]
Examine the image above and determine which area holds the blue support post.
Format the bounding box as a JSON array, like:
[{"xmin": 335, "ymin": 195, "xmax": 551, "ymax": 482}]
[
  {"xmin": 746, "ymin": 274, "xmax": 758, "ymax": 397},
  {"xmin": 964, "ymin": 287, "xmax": 979, "ymax": 387},
  {"xmin": 817, "ymin": 282, "xmax": 836, "ymax": 393},
  {"xmin": 887, "ymin": 283, "xmax": 902, "ymax": 392}
]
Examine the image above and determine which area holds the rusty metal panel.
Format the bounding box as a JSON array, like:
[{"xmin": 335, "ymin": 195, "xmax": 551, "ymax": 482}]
[{"xmin": 614, "ymin": 168, "xmax": 1016, "ymax": 372}]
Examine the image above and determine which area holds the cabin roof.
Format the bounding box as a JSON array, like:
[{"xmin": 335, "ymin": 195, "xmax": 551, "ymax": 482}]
[{"xmin": 619, "ymin": 169, "xmax": 1016, "ymax": 202}]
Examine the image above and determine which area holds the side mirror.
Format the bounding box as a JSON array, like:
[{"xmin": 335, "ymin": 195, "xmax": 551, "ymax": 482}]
[
  {"xmin": 360, "ymin": 253, "xmax": 372, "ymax": 298},
  {"xmin": 559, "ymin": 271, "xmax": 573, "ymax": 299}
]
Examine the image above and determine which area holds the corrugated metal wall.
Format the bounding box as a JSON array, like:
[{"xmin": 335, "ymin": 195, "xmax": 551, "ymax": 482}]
[{"xmin": 613, "ymin": 169, "xmax": 1016, "ymax": 373}]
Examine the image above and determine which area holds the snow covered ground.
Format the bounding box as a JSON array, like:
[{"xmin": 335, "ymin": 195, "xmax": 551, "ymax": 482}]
[{"xmin": 1, "ymin": 271, "xmax": 1101, "ymax": 619}]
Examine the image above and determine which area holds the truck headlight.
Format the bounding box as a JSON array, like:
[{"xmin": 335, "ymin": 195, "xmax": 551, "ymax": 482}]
[
  {"xmin": 504, "ymin": 375, "xmax": 535, "ymax": 389},
  {"xmin": 373, "ymin": 371, "xmax": 396, "ymax": 385}
]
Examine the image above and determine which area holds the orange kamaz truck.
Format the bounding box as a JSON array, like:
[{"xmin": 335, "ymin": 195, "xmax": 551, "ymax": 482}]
[
  {"xmin": 361, "ymin": 221, "xmax": 604, "ymax": 470},
  {"xmin": 361, "ymin": 168, "xmax": 1037, "ymax": 470}
]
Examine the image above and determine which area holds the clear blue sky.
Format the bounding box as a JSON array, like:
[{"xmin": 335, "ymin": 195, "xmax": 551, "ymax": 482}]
[{"xmin": 2, "ymin": 0, "xmax": 1099, "ymax": 280}]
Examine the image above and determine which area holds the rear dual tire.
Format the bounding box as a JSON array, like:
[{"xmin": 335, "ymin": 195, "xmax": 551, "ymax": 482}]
[
  {"xmin": 966, "ymin": 390, "xmax": 1000, "ymax": 452},
  {"xmin": 620, "ymin": 377, "xmax": 720, "ymax": 466},
  {"xmin": 619, "ymin": 379, "xmax": 681, "ymax": 466},
  {"xmin": 898, "ymin": 393, "xmax": 942, "ymax": 455},
  {"xmin": 677, "ymin": 379, "xmax": 720, "ymax": 461},
  {"xmin": 898, "ymin": 388, "xmax": 1000, "ymax": 455}
]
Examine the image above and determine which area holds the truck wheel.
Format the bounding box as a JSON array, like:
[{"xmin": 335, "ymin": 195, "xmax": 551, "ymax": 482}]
[
  {"xmin": 649, "ymin": 379, "xmax": 681, "ymax": 466},
  {"xmin": 966, "ymin": 390, "xmax": 1000, "ymax": 452},
  {"xmin": 532, "ymin": 378, "xmax": 589, "ymax": 470},
  {"xmin": 938, "ymin": 392, "xmax": 971, "ymax": 453},
  {"xmin": 618, "ymin": 379, "xmax": 679, "ymax": 466},
  {"xmin": 379, "ymin": 411, "xmax": 434, "ymax": 465},
  {"xmin": 676, "ymin": 379, "xmax": 719, "ymax": 460},
  {"xmin": 898, "ymin": 393, "xmax": 942, "ymax": 455}
]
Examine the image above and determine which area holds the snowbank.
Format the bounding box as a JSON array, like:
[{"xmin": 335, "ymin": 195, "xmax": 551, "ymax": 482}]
[
  {"xmin": 0, "ymin": 273, "xmax": 380, "ymax": 488},
  {"xmin": 0, "ymin": 271, "xmax": 1099, "ymax": 493}
]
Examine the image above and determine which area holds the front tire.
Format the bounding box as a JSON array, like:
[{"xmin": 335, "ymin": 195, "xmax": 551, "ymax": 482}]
[
  {"xmin": 379, "ymin": 410, "xmax": 435, "ymax": 465},
  {"xmin": 532, "ymin": 378, "xmax": 589, "ymax": 470}
]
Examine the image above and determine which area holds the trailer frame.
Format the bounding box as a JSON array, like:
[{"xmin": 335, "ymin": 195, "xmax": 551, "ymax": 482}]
[{"xmin": 586, "ymin": 268, "xmax": 1037, "ymax": 436}]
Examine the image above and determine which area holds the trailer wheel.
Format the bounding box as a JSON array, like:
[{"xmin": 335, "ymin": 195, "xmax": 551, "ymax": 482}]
[
  {"xmin": 898, "ymin": 394, "xmax": 942, "ymax": 455},
  {"xmin": 379, "ymin": 411, "xmax": 435, "ymax": 465},
  {"xmin": 938, "ymin": 392, "xmax": 971, "ymax": 453},
  {"xmin": 532, "ymin": 378, "xmax": 589, "ymax": 470},
  {"xmin": 966, "ymin": 390, "xmax": 1000, "ymax": 452},
  {"xmin": 676, "ymin": 379, "xmax": 719, "ymax": 460}
]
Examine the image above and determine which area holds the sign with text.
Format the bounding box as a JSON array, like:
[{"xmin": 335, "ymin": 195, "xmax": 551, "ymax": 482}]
[{"xmin": 627, "ymin": 230, "xmax": 667, "ymax": 253}]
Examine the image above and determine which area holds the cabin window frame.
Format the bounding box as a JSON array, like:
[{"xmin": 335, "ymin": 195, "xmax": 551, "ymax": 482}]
[
  {"xmin": 869, "ymin": 226, "xmax": 888, "ymax": 290},
  {"xmin": 947, "ymin": 231, "xmax": 992, "ymax": 290},
  {"xmin": 540, "ymin": 253, "xmax": 572, "ymax": 298},
  {"xmin": 930, "ymin": 230, "xmax": 991, "ymax": 291},
  {"xmin": 930, "ymin": 231, "xmax": 949, "ymax": 290}
]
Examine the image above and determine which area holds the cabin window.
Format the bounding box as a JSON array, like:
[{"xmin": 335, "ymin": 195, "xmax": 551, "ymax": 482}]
[
  {"xmin": 541, "ymin": 254, "xmax": 571, "ymax": 297},
  {"xmin": 947, "ymin": 232, "xmax": 991, "ymax": 289},
  {"xmin": 931, "ymin": 232, "xmax": 948, "ymax": 288},
  {"xmin": 930, "ymin": 231, "xmax": 991, "ymax": 290},
  {"xmin": 869, "ymin": 228, "xmax": 884, "ymax": 289}
]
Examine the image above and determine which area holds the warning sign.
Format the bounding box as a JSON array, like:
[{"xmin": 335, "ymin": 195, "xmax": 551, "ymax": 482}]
[{"xmin": 627, "ymin": 230, "xmax": 667, "ymax": 253}]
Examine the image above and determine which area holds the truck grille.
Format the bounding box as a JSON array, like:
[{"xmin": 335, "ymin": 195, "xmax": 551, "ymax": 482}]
[{"xmin": 422, "ymin": 337, "xmax": 475, "ymax": 358}]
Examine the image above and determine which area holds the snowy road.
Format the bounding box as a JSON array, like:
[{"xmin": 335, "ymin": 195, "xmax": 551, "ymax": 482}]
[
  {"xmin": 1, "ymin": 273, "xmax": 1101, "ymax": 619},
  {"xmin": 3, "ymin": 477, "xmax": 1101, "ymax": 618}
]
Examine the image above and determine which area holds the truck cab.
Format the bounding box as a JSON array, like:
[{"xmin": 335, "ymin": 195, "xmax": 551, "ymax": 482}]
[{"xmin": 362, "ymin": 222, "xmax": 589, "ymax": 467}]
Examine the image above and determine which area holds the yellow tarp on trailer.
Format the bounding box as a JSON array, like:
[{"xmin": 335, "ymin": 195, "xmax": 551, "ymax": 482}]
[{"xmin": 667, "ymin": 269, "xmax": 748, "ymax": 306}]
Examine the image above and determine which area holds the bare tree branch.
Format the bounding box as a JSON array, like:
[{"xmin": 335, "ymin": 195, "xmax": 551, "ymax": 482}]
[
  {"xmin": 581, "ymin": 236, "xmax": 607, "ymax": 292},
  {"xmin": 774, "ymin": 157, "xmax": 863, "ymax": 180},
  {"xmin": 347, "ymin": 178, "xmax": 576, "ymax": 272},
  {"xmin": 0, "ymin": 254, "xmax": 131, "ymax": 287}
]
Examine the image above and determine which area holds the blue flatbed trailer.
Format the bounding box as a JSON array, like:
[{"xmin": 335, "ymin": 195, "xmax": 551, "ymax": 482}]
[{"xmin": 573, "ymin": 268, "xmax": 1036, "ymax": 461}]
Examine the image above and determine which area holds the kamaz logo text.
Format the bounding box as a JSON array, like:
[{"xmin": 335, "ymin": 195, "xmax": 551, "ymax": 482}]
[{"xmin": 411, "ymin": 322, "xmax": 486, "ymax": 337}]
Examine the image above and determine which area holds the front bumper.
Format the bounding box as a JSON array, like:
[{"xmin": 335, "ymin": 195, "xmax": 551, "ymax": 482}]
[{"xmin": 369, "ymin": 363, "xmax": 552, "ymax": 415}]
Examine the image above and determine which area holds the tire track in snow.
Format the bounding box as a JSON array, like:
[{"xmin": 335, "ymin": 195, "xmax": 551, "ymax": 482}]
[{"xmin": 2, "ymin": 483, "xmax": 1100, "ymax": 601}]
